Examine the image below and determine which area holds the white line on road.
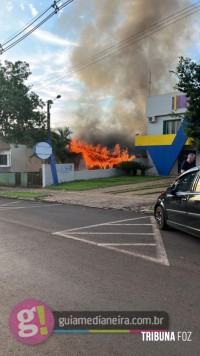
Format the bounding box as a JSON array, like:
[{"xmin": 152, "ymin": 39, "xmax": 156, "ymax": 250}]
[
  {"xmin": 53, "ymin": 233, "xmax": 98, "ymax": 245},
  {"xmin": 150, "ymin": 216, "xmax": 169, "ymax": 266},
  {"xmin": 65, "ymin": 232, "xmax": 154, "ymax": 235},
  {"xmin": 53, "ymin": 216, "xmax": 150, "ymax": 234},
  {"xmin": 0, "ymin": 203, "xmax": 60, "ymax": 210},
  {"xmin": 0, "ymin": 201, "xmax": 20, "ymax": 207},
  {"xmin": 53, "ymin": 216, "xmax": 170, "ymax": 266},
  {"xmin": 98, "ymin": 245, "xmax": 165, "ymax": 264},
  {"xmin": 106, "ymin": 223, "xmax": 152, "ymax": 226},
  {"xmin": 98, "ymin": 243, "xmax": 156, "ymax": 246}
]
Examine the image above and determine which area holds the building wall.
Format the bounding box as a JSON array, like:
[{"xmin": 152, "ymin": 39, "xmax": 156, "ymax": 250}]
[
  {"xmin": 146, "ymin": 92, "xmax": 186, "ymax": 118},
  {"xmin": 10, "ymin": 145, "xmax": 41, "ymax": 172},
  {"xmin": 42, "ymin": 164, "xmax": 124, "ymax": 187},
  {"xmin": 147, "ymin": 92, "xmax": 186, "ymax": 135},
  {"xmin": 135, "ymin": 92, "xmax": 196, "ymax": 176},
  {"xmin": 0, "ymin": 141, "xmax": 42, "ymax": 173}
]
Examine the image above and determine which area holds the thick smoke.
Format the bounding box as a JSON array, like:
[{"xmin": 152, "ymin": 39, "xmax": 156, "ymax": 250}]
[{"xmin": 61, "ymin": 0, "xmax": 196, "ymax": 147}]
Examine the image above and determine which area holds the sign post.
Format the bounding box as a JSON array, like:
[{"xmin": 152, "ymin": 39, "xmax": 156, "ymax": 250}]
[{"xmin": 33, "ymin": 142, "xmax": 58, "ymax": 186}]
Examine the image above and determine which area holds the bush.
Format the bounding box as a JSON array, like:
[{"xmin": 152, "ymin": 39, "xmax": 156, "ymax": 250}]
[
  {"xmin": 116, "ymin": 161, "xmax": 152, "ymax": 176},
  {"xmin": 137, "ymin": 162, "xmax": 152, "ymax": 176},
  {"xmin": 116, "ymin": 161, "xmax": 140, "ymax": 175}
]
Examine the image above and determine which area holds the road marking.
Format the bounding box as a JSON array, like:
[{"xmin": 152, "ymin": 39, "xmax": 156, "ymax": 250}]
[
  {"xmin": 53, "ymin": 216, "xmax": 149, "ymax": 234},
  {"xmin": 54, "ymin": 216, "xmax": 169, "ymax": 266},
  {"xmin": 66, "ymin": 232, "xmax": 154, "ymax": 235},
  {"xmin": 54, "ymin": 233, "xmax": 98, "ymax": 245},
  {"xmin": 150, "ymin": 216, "xmax": 169, "ymax": 266},
  {"xmin": 0, "ymin": 203, "xmax": 60, "ymax": 210},
  {"xmin": 98, "ymin": 243, "xmax": 156, "ymax": 246},
  {"xmin": 106, "ymin": 223, "xmax": 152, "ymax": 226},
  {"xmin": 0, "ymin": 201, "xmax": 20, "ymax": 207},
  {"xmin": 99, "ymin": 245, "xmax": 168, "ymax": 265}
]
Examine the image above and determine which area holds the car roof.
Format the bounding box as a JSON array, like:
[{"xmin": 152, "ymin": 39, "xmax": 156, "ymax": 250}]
[{"xmin": 179, "ymin": 166, "xmax": 200, "ymax": 178}]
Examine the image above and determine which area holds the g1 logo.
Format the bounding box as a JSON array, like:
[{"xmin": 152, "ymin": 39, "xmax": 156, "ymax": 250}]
[{"xmin": 9, "ymin": 299, "xmax": 54, "ymax": 344}]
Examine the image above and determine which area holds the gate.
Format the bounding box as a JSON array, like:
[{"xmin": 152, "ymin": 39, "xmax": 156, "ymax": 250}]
[
  {"xmin": 27, "ymin": 172, "xmax": 42, "ymax": 187},
  {"xmin": 15, "ymin": 173, "xmax": 21, "ymax": 187}
]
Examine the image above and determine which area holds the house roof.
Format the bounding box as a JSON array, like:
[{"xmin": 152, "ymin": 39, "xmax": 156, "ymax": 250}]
[{"xmin": 0, "ymin": 140, "xmax": 10, "ymax": 149}]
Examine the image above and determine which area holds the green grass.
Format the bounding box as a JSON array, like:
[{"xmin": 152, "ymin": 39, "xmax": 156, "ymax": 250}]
[
  {"xmin": 0, "ymin": 192, "xmax": 48, "ymax": 199},
  {"xmin": 47, "ymin": 175, "xmax": 169, "ymax": 191}
]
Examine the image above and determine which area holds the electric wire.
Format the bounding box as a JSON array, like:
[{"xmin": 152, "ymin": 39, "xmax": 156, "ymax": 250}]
[
  {"xmin": 2, "ymin": 1, "xmax": 61, "ymax": 47},
  {"xmin": 1, "ymin": 0, "xmax": 74, "ymax": 54},
  {"xmin": 34, "ymin": 1, "xmax": 200, "ymax": 88},
  {"xmin": 32, "ymin": 1, "xmax": 200, "ymax": 91}
]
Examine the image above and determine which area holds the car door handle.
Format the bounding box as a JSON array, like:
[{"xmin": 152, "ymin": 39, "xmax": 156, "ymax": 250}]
[{"xmin": 180, "ymin": 196, "xmax": 187, "ymax": 201}]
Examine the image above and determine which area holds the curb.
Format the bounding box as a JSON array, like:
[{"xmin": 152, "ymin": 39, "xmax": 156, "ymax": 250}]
[{"xmin": 0, "ymin": 193, "xmax": 155, "ymax": 214}]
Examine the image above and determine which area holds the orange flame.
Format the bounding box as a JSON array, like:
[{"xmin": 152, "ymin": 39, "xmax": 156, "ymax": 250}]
[{"xmin": 70, "ymin": 139, "xmax": 135, "ymax": 169}]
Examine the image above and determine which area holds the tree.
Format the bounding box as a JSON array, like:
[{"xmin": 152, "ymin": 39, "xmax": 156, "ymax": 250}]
[
  {"xmin": 172, "ymin": 56, "xmax": 200, "ymax": 151},
  {"xmin": 0, "ymin": 60, "xmax": 47, "ymax": 146},
  {"xmin": 51, "ymin": 127, "xmax": 72, "ymax": 163}
]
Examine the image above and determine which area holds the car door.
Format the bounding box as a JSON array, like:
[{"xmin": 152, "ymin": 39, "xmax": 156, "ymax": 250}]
[
  {"xmin": 165, "ymin": 171, "xmax": 197, "ymax": 227},
  {"xmin": 186, "ymin": 172, "xmax": 200, "ymax": 235}
]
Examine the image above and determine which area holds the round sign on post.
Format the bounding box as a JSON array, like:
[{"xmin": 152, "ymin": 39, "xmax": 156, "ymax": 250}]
[{"xmin": 33, "ymin": 142, "xmax": 52, "ymax": 160}]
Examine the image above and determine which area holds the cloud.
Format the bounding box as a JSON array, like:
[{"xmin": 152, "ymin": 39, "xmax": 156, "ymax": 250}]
[
  {"xmin": 20, "ymin": 2, "xmax": 25, "ymax": 10},
  {"xmin": 32, "ymin": 28, "xmax": 78, "ymax": 47},
  {"xmin": 6, "ymin": 1, "xmax": 13, "ymax": 12},
  {"xmin": 29, "ymin": 3, "xmax": 38, "ymax": 17}
]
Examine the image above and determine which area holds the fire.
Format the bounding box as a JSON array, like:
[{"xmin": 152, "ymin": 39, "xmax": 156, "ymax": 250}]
[{"xmin": 70, "ymin": 139, "xmax": 135, "ymax": 169}]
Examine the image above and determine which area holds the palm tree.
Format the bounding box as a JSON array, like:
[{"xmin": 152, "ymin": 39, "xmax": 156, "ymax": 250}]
[{"xmin": 51, "ymin": 127, "xmax": 72, "ymax": 163}]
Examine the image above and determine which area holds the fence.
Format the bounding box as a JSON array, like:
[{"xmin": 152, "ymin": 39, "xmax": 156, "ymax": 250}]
[
  {"xmin": 0, "ymin": 167, "xmax": 124, "ymax": 187},
  {"xmin": 0, "ymin": 172, "xmax": 42, "ymax": 187},
  {"xmin": 42, "ymin": 164, "xmax": 124, "ymax": 187},
  {"xmin": 27, "ymin": 172, "xmax": 42, "ymax": 187}
]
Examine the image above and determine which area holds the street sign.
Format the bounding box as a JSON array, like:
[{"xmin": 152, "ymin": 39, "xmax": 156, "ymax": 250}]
[{"xmin": 33, "ymin": 142, "xmax": 52, "ymax": 160}]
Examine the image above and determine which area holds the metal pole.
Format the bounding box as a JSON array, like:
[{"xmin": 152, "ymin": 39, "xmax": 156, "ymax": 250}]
[
  {"xmin": 148, "ymin": 70, "xmax": 151, "ymax": 97},
  {"xmin": 47, "ymin": 100, "xmax": 52, "ymax": 141},
  {"xmin": 46, "ymin": 99, "xmax": 58, "ymax": 186}
]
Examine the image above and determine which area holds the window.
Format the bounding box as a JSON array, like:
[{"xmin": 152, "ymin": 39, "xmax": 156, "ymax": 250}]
[
  {"xmin": 0, "ymin": 152, "xmax": 11, "ymax": 167},
  {"xmin": 173, "ymin": 172, "xmax": 197, "ymax": 192},
  {"xmin": 0, "ymin": 155, "xmax": 7, "ymax": 165},
  {"xmin": 195, "ymin": 174, "xmax": 200, "ymax": 192},
  {"xmin": 172, "ymin": 95, "xmax": 188, "ymax": 110},
  {"xmin": 163, "ymin": 119, "xmax": 181, "ymax": 134}
]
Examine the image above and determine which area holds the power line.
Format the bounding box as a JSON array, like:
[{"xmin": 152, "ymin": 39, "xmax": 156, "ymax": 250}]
[
  {"xmin": 32, "ymin": 1, "xmax": 200, "ymax": 91},
  {"xmin": 0, "ymin": 0, "xmax": 74, "ymax": 54},
  {"xmin": 2, "ymin": 1, "xmax": 62, "ymax": 47}
]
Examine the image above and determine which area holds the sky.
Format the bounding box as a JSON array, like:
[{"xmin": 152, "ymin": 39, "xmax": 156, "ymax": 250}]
[{"xmin": 1, "ymin": 0, "xmax": 200, "ymax": 148}]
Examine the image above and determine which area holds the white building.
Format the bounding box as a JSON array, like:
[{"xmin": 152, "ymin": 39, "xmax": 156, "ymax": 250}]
[
  {"xmin": 0, "ymin": 140, "xmax": 42, "ymax": 186},
  {"xmin": 0, "ymin": 140, "xmax": 41, "ymax": 173},
  {"xmin": 135, "ymin": 92, "xmax": 199, "ymax": 176}
]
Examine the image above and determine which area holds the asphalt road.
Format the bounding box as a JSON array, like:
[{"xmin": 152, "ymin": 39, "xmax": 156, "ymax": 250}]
[{"xmin": 0, "ymin": 198, "xmax": 199, "ymax": 356}]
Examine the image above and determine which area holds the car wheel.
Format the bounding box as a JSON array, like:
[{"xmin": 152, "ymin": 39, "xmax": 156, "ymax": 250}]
[{"xmin": 155, "ymin": 205, "xmax": 168, "ymax": 230}]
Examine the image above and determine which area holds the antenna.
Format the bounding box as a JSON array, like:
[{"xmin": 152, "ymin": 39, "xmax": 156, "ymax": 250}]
[{"xmin": 148, "ymin": 69, "xmax": 151, "ymax": 96}]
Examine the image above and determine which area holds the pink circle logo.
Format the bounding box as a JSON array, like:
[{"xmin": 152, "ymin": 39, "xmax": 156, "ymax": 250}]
[{"xmin": 9, "ymin": 299, "xmax": 54, "ymax": 345}]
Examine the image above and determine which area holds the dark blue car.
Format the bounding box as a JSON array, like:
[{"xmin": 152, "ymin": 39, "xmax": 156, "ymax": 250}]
[{"xmin": 154, "ymin": 167, "xmax": 200, "ymax": 238}]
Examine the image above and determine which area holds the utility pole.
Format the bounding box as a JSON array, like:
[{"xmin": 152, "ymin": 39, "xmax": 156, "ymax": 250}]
[
  {"xmin": 47, "ymin": 99, "xmax": 53, "ymax": 141},
  {"xmin": 46, "ymin": 95, "xmax": 61, "ymax": 186}
]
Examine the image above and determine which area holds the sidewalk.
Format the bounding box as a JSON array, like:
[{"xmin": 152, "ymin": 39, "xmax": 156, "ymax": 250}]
[{"xmin": 0, "ymin": 178, "xmax": 174, "ymax": 213}]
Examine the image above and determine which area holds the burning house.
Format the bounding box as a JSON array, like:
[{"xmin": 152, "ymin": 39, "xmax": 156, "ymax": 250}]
[{"xmin": 70, "ymin": 139, "xmax": 135, "ymax": 170}]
